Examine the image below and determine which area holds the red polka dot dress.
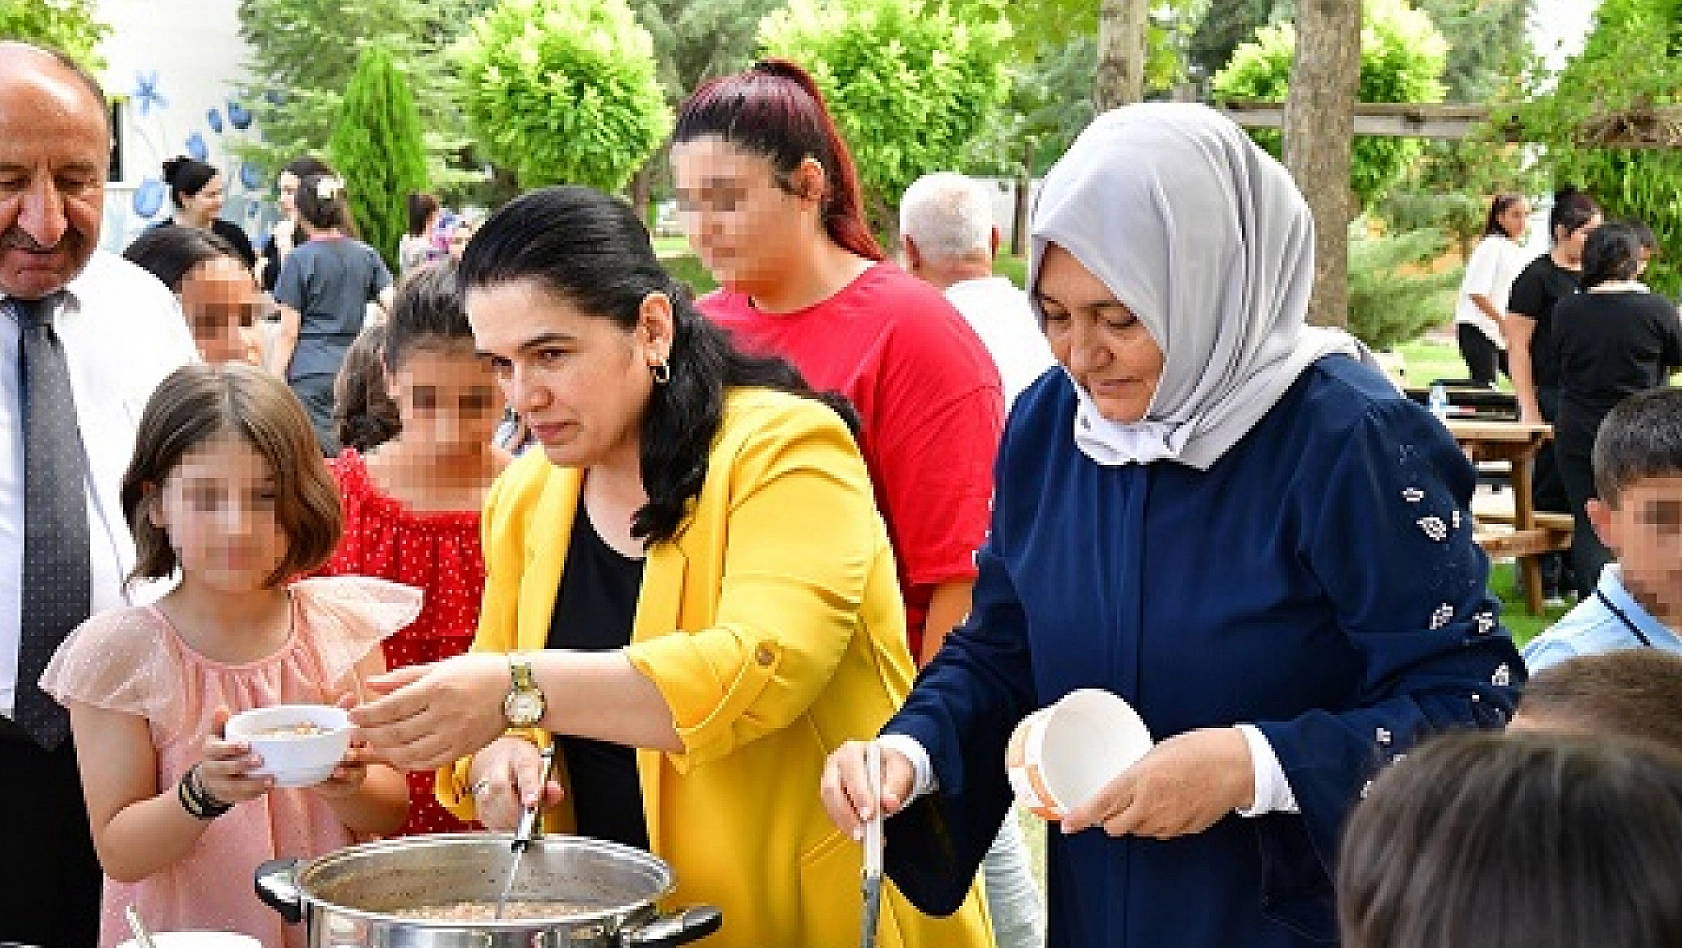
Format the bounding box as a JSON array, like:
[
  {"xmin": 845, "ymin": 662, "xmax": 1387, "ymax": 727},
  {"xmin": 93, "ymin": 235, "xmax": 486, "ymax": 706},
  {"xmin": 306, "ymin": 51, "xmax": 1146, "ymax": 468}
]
[{"xmin": 320, "ymin": 449, "xmax": 484, "ymax": 836}]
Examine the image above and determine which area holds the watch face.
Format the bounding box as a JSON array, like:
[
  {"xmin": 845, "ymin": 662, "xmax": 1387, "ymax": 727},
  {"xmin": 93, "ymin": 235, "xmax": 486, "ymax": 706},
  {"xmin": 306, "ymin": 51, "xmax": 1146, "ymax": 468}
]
[{"xmin": 504, "ymin": 691, "xmax": 545, "ymax": 726}]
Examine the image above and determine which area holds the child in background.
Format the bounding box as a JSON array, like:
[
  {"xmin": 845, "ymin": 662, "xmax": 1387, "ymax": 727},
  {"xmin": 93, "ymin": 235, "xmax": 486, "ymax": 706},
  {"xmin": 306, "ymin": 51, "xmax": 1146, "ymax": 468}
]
[
  {"xmin": 333, "ymin": 323, "xmax": 401, "ymax": 454},
  {"xmin": 1524, "ymin": 387, "xmax": 1682, "ymax": 670},
  {"xmin": 123, "ymin": 225, "xmax": 266, "ymax": 366},
  {"xmin": 317, "ymin": 261, "xmax": 508, "ymax": 835},
  {"xmin": 38, "ymin": 363, "xmax": 416, "ymax": 948}
]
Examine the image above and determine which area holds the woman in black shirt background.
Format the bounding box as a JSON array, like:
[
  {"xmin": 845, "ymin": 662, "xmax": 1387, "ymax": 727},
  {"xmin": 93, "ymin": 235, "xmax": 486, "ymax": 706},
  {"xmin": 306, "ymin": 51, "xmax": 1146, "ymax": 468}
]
[
  {"xmin": 1507, "ymin": 185, "xmax": 1602, "ymax": 603},
  {"xmin": 1554, "ymin": 220, "xmax": 1682, "ymax": 595}
]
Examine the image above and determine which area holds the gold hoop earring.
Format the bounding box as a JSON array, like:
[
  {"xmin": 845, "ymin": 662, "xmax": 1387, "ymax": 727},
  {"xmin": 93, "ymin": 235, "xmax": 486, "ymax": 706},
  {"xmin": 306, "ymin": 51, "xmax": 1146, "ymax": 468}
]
[{"xmin": 651, "ymin": 358, "xmax": 671, "ymax": 385}]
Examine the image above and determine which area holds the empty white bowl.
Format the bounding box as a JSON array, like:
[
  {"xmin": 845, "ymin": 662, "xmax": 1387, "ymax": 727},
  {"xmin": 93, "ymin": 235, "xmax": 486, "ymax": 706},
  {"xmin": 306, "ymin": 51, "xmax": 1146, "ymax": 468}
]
[
  {"xmin": 1006, "ymin": 689, "xmax": 1154, "ymax": 820},
  {"xmin": 117, "ymin": 932, "xmax": 262, "ymax": 948},
  {"xmin": 224, "ymin": 704, "xmax": 352, "ymax": 788}
]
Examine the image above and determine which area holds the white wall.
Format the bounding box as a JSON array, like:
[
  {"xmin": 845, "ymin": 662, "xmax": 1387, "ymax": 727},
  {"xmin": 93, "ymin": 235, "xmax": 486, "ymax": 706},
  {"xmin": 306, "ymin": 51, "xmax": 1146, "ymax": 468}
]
[{"xmin": 94, "ymin": 0, "xmax": 264, "ymax": 250}]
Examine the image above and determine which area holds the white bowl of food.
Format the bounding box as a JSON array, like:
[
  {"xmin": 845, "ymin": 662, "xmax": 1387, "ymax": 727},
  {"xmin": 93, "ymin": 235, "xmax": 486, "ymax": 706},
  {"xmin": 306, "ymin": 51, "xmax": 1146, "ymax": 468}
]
[
  {"xmin": 224, "ymin": 704, "xmax": 352, "ymax": 788},
  {"xmin": 1006, "ymin": 689, "xmax": 1153, "ymax": 820}
]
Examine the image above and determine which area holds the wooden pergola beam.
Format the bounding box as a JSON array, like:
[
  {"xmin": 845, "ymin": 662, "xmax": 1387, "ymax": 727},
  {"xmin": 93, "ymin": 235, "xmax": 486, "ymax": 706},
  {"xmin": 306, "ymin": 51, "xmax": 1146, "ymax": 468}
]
[{"xmin": 1219, "ymin": 100, "xmax": 1510, "ymax": 141}]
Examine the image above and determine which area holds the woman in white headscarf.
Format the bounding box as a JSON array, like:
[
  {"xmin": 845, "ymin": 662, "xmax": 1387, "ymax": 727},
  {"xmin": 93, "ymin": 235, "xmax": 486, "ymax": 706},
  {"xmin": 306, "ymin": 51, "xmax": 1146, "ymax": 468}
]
[{"xmin": 821, "ymin": 104, "xmax": 1524, "ymax": 948}]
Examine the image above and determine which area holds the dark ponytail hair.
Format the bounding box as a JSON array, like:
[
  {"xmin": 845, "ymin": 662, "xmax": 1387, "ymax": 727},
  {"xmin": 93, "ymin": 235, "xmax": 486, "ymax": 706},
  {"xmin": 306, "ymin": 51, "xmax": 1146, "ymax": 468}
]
[
  {"xmin": 1550, "ymin": 185, "xmax": 1601, "ymax": 244},
  {"xmin": 162, "ymin": 155, "xmax": 218, "ymax": 209},
  {"xmin": 1580, "ymin": 221, "xmax": 1644, "ymax": 289},
  {"xmin": 673, "ymin": 58, "xmax": 883, "ymax": 262},
  {"xmin": 295, "ymin": 173, "xmax": 354, "ymax": 233},
  {"xmin": 1483, "ymin": 192, "xmax": 1526, "ymax": 239},
  {"xmin": 333, "ymin": 323, "xmax": 400, "ymax": 453},
  {"xmin": 458, "ymin": 186, "xmax": 858, "ymax": 546}
]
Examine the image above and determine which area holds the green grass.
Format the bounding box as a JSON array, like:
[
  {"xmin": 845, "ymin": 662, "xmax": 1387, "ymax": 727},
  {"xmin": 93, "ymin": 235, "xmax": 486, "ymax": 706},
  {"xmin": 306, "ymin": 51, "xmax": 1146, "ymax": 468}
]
[
  {"xmin": 994, "ymin": 254, "xmax": 1027, "ymax": 288},
  {"xmin": 1488, "ymin": 560, "xmax": 1571, "ymax": 646},
  {"xmin": 1394, "ymin": 336, "xmax": 1475, "ymax": 389},
  {"xmin": 664, "ymin": 254, "xmax": 718, "ymax": 297}
]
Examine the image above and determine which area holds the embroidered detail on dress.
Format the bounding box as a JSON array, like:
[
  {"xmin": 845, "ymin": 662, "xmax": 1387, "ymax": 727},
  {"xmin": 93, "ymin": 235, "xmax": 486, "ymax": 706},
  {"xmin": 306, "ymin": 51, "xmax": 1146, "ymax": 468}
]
[
  {"xmin": 1376, "ymin": 727, "xmax": 1392, "ymax": 745},
  {"xmin": 1492, "ymin": 663, "xmax": 1511, "ymax": 687},
  {"xmin": 1430, "ymin": 603, "xmax": 1454, "ymax": 629},
  {"xmin": 1451, "ymin": 509, "xmax": 1462, "ymax": 529},
  {"xmin": 1473, "ymin": 611, "xmax": 1496, "ymax": 635},
  {"xmin": 1418, "ymin": 516, "xmax": 1448, "ymax": 542},
  {"xmin": 1402, "ymin": 487, "xmax": 1425, "ymax": 504}
]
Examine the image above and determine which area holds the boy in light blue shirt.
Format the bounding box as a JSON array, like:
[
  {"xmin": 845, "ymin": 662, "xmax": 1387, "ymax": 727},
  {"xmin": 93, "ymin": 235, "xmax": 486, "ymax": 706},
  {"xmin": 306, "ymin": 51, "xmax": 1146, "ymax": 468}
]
[{"xmin": 1525, "ymin": 388, "xmax": 1682, "ymax": 671}]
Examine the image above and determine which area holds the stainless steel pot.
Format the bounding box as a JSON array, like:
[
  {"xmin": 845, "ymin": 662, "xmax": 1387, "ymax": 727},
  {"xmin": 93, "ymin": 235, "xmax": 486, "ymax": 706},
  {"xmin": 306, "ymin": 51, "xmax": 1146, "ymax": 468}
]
[{"xmin": 255, "ymin": 833, "xmax": 722, "ymax": 948}]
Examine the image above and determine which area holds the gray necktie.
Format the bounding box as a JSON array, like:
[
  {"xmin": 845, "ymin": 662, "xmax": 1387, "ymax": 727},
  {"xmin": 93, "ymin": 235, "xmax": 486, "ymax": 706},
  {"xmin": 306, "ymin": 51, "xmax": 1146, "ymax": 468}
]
[{"xmin": 12, "ymin": 294, "xmax": 89, "ymax": 750}]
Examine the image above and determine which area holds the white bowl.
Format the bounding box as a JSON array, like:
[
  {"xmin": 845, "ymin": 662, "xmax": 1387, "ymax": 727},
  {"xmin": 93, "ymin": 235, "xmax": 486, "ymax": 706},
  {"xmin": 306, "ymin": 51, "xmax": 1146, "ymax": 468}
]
[
  {"xmin": 117, "ymin": 932, "xmax": 262, "ymax": 948},
  {"xmin": 1006, "ymin": 689, "xmax": 1153, "ymax": 820},
  {"xmin": 224, "ymin": 704, "xmax": 352, "ymax": 788}
]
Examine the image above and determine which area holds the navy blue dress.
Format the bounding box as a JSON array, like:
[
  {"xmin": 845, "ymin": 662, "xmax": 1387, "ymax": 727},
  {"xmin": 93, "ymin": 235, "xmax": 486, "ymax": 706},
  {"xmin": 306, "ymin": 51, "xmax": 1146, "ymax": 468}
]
[{"xmin": 883, "ymin": 355, "xmax": 1523, "ymax": 948}]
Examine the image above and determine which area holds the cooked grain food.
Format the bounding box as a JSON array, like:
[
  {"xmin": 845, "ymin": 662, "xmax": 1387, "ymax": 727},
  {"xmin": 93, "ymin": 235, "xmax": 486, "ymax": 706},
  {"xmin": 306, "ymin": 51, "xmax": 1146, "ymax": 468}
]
[
  {"xmin": 254, "ymin": 722, "xmax": 329, "ymax": 738},
  {"xmin": 388, "ymin": 901, "xmax": 591, "ymax": 921}
]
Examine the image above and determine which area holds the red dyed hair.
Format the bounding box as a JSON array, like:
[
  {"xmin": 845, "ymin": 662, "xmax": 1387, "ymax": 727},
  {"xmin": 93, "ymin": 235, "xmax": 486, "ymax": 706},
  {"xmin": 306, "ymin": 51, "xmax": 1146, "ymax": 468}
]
[{"xmin": 674, "ymin": 58, "xmax": 883, "ymax": 262}]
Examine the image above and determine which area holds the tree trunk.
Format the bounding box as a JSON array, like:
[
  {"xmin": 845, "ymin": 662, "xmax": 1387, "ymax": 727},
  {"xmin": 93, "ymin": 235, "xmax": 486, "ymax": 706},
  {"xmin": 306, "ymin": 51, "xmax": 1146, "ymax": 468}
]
[
  {"xmin": 1095, "ymin": 0, "xmax": 1150, "ymax": 110},
  {"xmin": 1011, "ymin": 137, "xmax": 1033, "ymax": 259},
  {"xmin": 1282, "ymin": 0, "xmax": 1361, "ymax": 329},
  {"xmin": 629, "ymin": 162, "xmax": 655, "ymax": 228}
]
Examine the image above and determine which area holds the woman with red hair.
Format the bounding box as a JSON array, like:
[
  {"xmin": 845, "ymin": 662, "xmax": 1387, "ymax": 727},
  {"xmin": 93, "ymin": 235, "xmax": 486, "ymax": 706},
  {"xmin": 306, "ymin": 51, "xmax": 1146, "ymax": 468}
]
[{"xmin": 672, "ymin": 60, "xmax": 1004, "ymax": 668}]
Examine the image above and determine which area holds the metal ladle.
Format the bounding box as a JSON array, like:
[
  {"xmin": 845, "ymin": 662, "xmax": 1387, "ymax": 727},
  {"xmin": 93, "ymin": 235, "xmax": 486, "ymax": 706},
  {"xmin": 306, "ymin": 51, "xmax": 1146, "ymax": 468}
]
[
  {"xmin": 495, "ymin": 743, "xmax": 556, "ymax": 920},
  {"xmin": 858, "ymin": 742, "xmax": 884, "ymax": 948}
]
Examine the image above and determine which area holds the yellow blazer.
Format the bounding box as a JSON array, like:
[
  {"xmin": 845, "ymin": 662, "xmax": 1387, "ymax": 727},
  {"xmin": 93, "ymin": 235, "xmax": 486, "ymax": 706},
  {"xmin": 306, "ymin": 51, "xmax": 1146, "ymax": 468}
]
[{"xmin": 439, "ymin": 388, "xmax": 993, "ymax": 948}]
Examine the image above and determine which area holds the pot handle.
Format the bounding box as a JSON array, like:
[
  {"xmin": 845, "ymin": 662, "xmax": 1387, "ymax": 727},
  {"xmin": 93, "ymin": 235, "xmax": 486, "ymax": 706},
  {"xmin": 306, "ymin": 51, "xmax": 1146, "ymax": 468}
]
[
  {"xmin": 254, "ymin": 858, "xmax": 304, "ymax": 925},
  {"xmin": 620, "ymin": 906, "xmax": 723, "ymax": 947}
]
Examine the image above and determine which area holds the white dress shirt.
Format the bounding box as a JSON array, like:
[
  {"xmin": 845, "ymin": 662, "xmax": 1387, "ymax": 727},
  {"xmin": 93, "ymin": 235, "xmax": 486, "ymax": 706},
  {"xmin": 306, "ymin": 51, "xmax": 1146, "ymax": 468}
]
[
  {"xmin": 0, "ymin": 251, "xmax": 197, "ymax": 716},
  {"xmin": 944, "ymin": 276, "xmax": 1057, "ymax": 410}
]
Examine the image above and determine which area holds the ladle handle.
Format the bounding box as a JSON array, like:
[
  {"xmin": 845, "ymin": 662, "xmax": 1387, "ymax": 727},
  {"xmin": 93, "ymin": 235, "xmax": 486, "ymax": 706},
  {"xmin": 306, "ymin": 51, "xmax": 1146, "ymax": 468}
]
[
  {"xmin": 513, "ymin": 743, "xmax": 556, "ymax": 849},
  {"xmin": 125, "ymin": 905, "xmax": 160, "ymax": 948}
]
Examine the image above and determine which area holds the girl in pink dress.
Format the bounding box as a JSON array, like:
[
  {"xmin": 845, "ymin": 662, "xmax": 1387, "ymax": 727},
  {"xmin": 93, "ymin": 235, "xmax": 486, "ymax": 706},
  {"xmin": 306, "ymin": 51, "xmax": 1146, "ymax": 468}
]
[
  {"xmin": 318, "ymin": 260, "xmax": 508, "ymax": 835},
  {"xmin": 39, "ymin": 363, "xmax": 417, "ymax": 948}
]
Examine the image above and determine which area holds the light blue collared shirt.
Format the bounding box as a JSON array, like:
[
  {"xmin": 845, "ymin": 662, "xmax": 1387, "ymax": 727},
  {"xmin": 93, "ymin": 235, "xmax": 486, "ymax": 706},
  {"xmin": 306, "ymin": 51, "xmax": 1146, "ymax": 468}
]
[{"xmin": 1522, "ymin": 565, "xmax": 1682, "ymax": 671}]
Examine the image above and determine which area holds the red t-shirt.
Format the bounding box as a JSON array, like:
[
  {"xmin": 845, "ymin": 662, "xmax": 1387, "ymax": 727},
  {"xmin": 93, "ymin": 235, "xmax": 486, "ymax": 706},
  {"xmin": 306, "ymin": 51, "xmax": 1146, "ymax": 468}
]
[
  {"xmin": 319, "ymin": 450, "xmax": 484, "ymax": 837},
  {"xmin": 701, "ymin": 262, "xmax": 1004, "ymax": 655}
]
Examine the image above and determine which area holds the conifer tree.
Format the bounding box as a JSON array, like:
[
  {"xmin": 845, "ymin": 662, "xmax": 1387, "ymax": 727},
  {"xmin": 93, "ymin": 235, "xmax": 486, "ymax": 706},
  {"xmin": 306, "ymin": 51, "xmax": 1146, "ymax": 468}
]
[{"xmin": 328, "ymin": 45, "xmax": 428, "ymax": 269}]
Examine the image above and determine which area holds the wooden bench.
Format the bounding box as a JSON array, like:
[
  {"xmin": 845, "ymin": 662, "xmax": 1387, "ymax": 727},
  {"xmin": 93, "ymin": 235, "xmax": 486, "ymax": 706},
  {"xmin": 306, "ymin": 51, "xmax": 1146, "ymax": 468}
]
[
  {"xmin": 1471, "ymin": 509, "xmax": 1573, "ymax": 560},
  {"xmin": 1447, "ymin": 420, "xmax": 1557, "ymax": 615}
]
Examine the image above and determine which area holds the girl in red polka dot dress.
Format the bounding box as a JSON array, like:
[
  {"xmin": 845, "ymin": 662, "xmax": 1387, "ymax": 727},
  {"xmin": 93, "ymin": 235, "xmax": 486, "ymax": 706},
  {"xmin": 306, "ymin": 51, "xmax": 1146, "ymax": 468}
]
[{"xmin": 318, "ymin": 261, "xmax": 509, "ymax": 835}]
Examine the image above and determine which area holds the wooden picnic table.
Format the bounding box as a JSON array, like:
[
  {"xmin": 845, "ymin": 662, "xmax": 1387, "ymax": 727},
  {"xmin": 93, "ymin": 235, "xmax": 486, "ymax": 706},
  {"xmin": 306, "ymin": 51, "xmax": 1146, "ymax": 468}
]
[{"xmin": 1444, "ymin": 419, "xmax": 1560, "ymax": 616}]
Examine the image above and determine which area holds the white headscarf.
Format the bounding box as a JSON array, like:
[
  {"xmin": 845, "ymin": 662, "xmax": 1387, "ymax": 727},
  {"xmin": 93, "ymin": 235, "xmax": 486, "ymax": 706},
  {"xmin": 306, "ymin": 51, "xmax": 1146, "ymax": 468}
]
[{"xmin": 1029, "ymin": 103, "xmax": 1365, "ymax": 470}]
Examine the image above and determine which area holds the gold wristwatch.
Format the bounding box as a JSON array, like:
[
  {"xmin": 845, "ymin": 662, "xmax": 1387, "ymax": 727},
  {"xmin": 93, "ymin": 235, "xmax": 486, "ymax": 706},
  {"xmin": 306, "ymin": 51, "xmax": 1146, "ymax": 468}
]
[{"xmin": 502, "ymin": 654, "xmax": 546, "ymax": 727}]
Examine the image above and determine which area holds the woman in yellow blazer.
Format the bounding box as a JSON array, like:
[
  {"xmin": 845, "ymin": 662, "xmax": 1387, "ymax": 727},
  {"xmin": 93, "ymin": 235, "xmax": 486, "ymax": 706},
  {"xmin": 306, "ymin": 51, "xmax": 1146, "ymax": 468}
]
[{"xmin": 351, "ymin": 185, "xmax": 993, "ymax": 948}]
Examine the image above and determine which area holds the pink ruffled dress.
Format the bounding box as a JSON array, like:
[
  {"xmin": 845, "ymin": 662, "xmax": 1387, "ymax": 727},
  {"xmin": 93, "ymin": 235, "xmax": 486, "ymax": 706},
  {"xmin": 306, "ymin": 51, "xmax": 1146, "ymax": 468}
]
[{"xmin": 38, "ymin": 576, "xmax": 422, "ymax": 948}]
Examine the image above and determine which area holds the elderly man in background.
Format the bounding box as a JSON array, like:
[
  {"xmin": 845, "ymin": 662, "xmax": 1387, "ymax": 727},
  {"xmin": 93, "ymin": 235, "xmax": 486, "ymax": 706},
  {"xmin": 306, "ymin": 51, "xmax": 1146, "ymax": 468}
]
[
  {"xmin": 0, "ymin": 42, "xmax": 196, "ymax": 947},
  {"xmin": 899, "ymin": 170, "xmax": 1049, "ymax": 948},
  {"xmin": 902, "ymin": 172, "xmax": 1056, "ymax": 410}
]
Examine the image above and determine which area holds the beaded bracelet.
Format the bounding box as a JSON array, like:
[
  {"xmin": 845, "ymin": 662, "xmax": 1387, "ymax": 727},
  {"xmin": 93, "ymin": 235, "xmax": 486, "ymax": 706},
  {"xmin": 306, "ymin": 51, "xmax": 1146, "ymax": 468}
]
[{"xmin": 178, "ymin": 764, "xmax": 234, "ymax": 820}]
